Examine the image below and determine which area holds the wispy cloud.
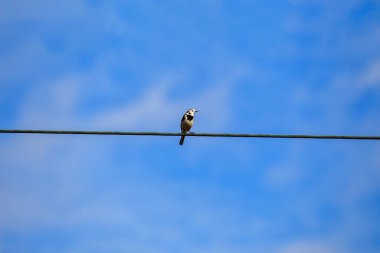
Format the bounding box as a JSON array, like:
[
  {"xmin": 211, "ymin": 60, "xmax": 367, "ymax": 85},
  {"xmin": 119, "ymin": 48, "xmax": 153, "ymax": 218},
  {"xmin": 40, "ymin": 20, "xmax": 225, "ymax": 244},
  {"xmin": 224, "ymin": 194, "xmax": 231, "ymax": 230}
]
[
  {"xmin": 1, "ymin": 0, "xmax": 380, "ymax": 252},
  {"xmin": 0, "ymin": 0, "xmax": 87, "ymax": 23},
  {"xmin": 275, "ymin": 238, "xmax": 344, "ymax": 253},
  {"xmin": 358, "ymin": 59, "xmax": 380, "ymax": 87},
  {"xmin": 91, "ymin": 65, "xmax": 249, "ymax": 132}
]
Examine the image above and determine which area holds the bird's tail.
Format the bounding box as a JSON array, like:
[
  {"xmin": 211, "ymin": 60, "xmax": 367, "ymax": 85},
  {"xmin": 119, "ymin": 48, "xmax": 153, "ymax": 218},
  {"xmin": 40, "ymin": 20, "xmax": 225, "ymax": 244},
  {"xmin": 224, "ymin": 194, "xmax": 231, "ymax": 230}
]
[{"xmin": 179, "ymin": 135, "xmax": 185, "ymax": 145}]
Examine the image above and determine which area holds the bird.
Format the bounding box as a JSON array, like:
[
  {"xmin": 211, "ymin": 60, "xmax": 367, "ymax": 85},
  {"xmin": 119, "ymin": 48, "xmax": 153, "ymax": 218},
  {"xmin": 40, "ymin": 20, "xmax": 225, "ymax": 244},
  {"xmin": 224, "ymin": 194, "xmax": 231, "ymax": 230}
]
[{"xmin": 179, "ymin": 108, "xmax": 198, "ymax": 145}]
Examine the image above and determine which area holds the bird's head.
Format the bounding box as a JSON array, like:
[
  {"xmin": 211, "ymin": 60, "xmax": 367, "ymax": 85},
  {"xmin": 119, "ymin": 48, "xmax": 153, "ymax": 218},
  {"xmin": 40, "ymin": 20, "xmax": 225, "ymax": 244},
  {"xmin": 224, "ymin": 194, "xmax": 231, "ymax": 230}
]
[{"xmin": 186, "ymin": 108, "xmax": 199, "ymax": 116}]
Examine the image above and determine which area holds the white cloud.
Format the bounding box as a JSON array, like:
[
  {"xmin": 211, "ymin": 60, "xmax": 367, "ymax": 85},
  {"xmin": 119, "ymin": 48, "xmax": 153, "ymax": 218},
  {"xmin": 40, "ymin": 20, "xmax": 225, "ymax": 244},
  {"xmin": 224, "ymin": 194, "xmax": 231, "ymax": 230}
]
[
  {"xmin": 276, "ymin": 239, "xmax": 345, "ymax": 253},
  {"xmin": 91, "ymin": 66, "xmax": 249, "ymax": 132},
  {"xmin": 0, "ymin": 40, "xmax": 52, "ymax": 86},
  {"xmin": 91, "ymin": 75, "xmax": 183, "ymax": 131},
  {"xmin": 17, "ymin": 74, "xmax": 89, "ymax": 129},
  {"xmin": 0, "ymin": 0, "xmax": 87, "ymax": 23},
  {"xmin": 1, "ymin": 1, "xmax": 379, "ymax": 252},
  {"xmin": 358, "ymin": 59, "xmax": 380, "ymax": 87}
]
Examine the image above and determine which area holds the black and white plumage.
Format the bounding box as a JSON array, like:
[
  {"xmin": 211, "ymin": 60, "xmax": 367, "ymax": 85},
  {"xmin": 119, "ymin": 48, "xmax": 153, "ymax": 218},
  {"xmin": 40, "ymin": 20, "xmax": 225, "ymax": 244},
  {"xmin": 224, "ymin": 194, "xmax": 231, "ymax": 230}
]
[{"xmin": 179, "ymin": 108, "xmax": 198, "ymax": 145}]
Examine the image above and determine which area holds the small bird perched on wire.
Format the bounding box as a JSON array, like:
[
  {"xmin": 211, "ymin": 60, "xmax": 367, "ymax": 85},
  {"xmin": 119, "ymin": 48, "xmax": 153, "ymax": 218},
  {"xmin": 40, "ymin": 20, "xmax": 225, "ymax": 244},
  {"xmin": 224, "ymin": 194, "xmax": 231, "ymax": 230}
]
[{"xmin": 179, "ymin": 108, "xmax": 199, "ymax": 145}]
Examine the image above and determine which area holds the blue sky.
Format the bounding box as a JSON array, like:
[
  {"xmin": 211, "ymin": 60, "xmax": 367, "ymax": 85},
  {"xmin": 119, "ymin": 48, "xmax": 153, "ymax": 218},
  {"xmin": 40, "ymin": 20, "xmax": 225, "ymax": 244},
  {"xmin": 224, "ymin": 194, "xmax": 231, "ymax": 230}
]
[{"xmin": 1, "ymin": 0, "xmax": 380, "ymax": 252}]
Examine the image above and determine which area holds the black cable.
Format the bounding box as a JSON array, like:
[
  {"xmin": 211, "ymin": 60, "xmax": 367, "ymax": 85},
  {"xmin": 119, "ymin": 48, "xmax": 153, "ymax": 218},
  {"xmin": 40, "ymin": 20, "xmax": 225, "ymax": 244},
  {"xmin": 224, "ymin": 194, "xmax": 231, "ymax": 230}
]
[{"xmin": 0, "ymin": 129, "xmax": 379, "ymax": 140}]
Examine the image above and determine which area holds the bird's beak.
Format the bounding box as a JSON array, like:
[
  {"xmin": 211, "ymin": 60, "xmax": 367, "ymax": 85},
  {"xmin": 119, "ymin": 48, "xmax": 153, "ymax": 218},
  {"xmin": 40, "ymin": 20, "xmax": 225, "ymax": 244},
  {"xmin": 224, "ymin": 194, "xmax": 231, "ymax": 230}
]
[{"xmin": 195, "ymin": 110, "xmax": 199, "ymax": 112}]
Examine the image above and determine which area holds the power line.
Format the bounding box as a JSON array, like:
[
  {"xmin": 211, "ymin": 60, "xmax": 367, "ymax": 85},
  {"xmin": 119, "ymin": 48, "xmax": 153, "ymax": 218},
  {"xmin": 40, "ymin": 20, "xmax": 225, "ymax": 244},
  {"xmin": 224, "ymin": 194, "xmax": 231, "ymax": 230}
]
[{"xmin": 0, "ymin": 129, "xmax": 379, "ymax": 140}]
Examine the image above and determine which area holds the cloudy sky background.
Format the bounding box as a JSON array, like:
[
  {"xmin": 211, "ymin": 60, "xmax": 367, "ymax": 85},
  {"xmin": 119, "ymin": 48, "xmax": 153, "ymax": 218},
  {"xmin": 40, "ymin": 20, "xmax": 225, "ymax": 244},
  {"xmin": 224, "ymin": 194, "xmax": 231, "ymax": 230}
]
[{"xmin": 1, "ymin": 0, "xmax": 380, "ymax": 252}]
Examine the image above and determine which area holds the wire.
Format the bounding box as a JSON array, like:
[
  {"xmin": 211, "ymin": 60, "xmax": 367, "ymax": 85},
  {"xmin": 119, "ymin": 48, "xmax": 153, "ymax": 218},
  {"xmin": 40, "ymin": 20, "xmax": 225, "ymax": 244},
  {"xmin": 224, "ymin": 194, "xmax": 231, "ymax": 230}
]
[{"xmin": 0, "ymin": 129, "xmax": 379, "ymax": 140}]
